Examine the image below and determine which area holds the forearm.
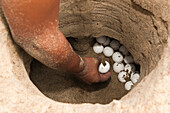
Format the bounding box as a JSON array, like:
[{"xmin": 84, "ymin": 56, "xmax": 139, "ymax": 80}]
[
  {"xmin": 1, "ymin": 0, "xmax": 84, "ymax": 73},
  {"xmin": 25, "ymin": 27, "xmax": 85, "ymax": 73}
]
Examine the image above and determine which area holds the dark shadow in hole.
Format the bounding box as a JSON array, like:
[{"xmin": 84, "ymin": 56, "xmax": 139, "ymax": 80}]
[
  {"xmin": 30, "ymin": 59, "xmax": 128, "ymax": 104},
  {"xmin": 72, "ymin": 76, "xmax": 111, "ymax": 92}
]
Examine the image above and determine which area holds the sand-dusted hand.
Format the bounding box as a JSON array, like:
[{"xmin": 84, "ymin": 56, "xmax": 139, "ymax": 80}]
[{"xmin": 75, "ymin": 57, "xmax": 111, "ymax": 85}]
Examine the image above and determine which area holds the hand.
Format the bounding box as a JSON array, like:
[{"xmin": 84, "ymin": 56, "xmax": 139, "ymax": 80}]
[{"xmin": 75, "ymin": 57, "xmax": 111, "ymax": 85}]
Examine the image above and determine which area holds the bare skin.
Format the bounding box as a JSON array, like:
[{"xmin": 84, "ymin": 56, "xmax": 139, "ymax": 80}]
[{"xmin": 1, "ymin": 0, "xmax": 111, "ymax": 84}]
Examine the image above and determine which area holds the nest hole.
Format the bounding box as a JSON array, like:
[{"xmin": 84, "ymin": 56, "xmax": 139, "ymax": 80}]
[
  {"xmin": 29, "ymin": 0, "xmax": 167, "ymax": 105},
  {"xmin": 30, "ymin": 36, "xmax": 141, "ymax": 104}
]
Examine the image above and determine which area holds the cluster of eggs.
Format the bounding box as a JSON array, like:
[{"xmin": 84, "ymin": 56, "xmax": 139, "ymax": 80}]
[{"xmin": 93, "ymin": 36, "xmax": 140, "ymax": 90}]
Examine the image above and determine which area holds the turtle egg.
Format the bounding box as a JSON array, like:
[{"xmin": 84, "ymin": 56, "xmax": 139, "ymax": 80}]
[
  {"xmin": 119, "ymin": 46, "xmax": 129, "ymax": 55},
  {"xmin": 130, "ymin": 73, "xmax": 140, "ymax": 84},
  {"xmin": 103, "ymin": 46, "xmax": 114, "ymax": 57},
  {"xmin": 112, "ymin": 52, "xmax": 123, "ymax": 63},
  {"xmin": 124, "ymin": 64, "xmax": 136, "ymax": 74},
  {"xmin": 118, "ymin": 71, "xmax": 128, "ymax": 83},
  {"xmin": 125, "ymin": 81, "xmax": 133, "ymax": 91},
  {"xmin": 99, "ymin": 61, "xmax": 110, "ymax": 74},
  {"xmin": 110, "ymin": 40, "xmax": 120, "ymax": 50},
  {"xmin": 96, "ymin": 36, "xmax": 107, "ymax": 44},
  {"xmin": 103, "ymin": 38, "xmax": 111, "ymax": 46},
  {"xmin": 93, "ymin": 43, "xmax": 104, "ymax": 54},
  {"xmin": 124, "ymin": 55, "xmax": 134, "ymax": 64},
  {"xmin": 113, "ymin": 62, "xmax": 124, "ymax": 73}
]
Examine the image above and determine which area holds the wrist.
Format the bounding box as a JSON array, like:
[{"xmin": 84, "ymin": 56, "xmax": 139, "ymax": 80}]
[
  {"xmin": 66, "ymin": 55, "xmax": 86, "ymax": 74},
  {"xmin": 72, "ymin": 57, "xmax": 89, "ymax": 79},
  {"xmin": 73, "ymin": 57, "xmax": 86, "ymax": 75}
]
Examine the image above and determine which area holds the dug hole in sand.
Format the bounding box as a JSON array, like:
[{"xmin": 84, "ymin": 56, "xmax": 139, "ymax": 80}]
[{"xmin": 0, "ymin": 0, "xmax": 169, "ymax": 113}]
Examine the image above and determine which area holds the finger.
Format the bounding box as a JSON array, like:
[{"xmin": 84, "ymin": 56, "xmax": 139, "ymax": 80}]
[
  {"xmin": 99, "ymin": 72, "xmax": 111, "ymax": 82},
  {"xmin": 92, "ymin": 57, "xmax": 103, "ymax": 67},
  {"xmin": 92, "ymin": 57, "xmax": 100, "ymax": 65}
]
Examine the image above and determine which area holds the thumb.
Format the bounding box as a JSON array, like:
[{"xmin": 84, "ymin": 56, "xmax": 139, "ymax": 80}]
[
  {"xmin": 93, "ymin": 57, "xmax": 102, "ymax": 65},
  {"xmin": 99, "ymin": 72, "xmax": 111, "ymax": 82}
]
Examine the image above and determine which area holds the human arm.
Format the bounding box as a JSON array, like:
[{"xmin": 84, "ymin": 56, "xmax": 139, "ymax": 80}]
[{"xmin": 1, "ymin": 0, "xmax": 111, "ymax": 84}]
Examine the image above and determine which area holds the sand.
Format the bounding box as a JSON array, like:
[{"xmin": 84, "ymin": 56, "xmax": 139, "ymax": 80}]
[{"xmin": 30, "ymin": 37, "xmax": 129, "ymax": 104}]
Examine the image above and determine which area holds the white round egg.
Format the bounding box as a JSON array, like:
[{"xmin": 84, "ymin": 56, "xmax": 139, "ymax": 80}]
[
  {"xmin": 98, "ymin": 61, "xmax": 110, "ymax": 74},
  {"xmin": 103, "ymin": 38, "xmax": 111, "ymax": 46},
  {"xmin": 112, "ymin": 52, "xmax": 124, "ymax": 63},
  {"xmin": 118, "ymin": 71, "xmax": 128, "ymax": 83},
  {"xmin": 103, "ymin": 46, "xmax": 114, "ymax": 57},
  {"xmin": 124, "ymin": 64, "xmax": 136, "ymax": 74},
  {"xmin": 93, "ymin": 43, "xmax": 104, "ymax": 54},
  {"xmin": 125, "ymin": 81, "xmax": 133, "ymax": 91},
  {"xmin": 96, "ymin": 36, "xmax": 107, "ymax": 44},
  {"xmin": 124, "ymin": 55, "xmax": 134, "ymax": 64},
  {"xmin": 130, "ymin": 72, "xmax": 140, "ymax": 84},
  {"xmin": 119, "ymin": 46, "xmax": 129, "ymax": 55},
  {"xmin": 110, "ymin": 40, "xmax": 120, "ymax": 50},
  {"xmin": 113, "ymin": 62, "xmax": 124, "ymax": 73}
]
